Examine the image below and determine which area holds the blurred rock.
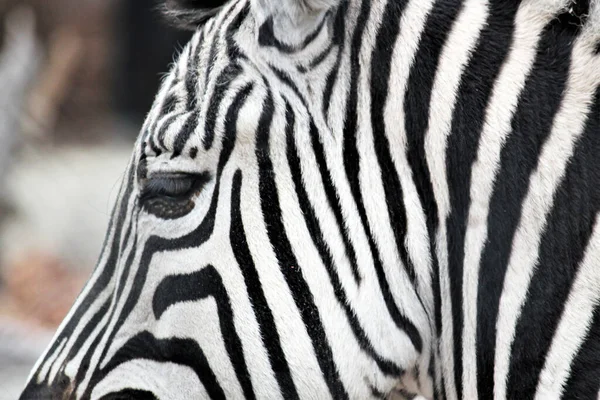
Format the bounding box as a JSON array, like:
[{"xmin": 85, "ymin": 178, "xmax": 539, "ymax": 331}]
[{"xmin": 2, "ymin": 251, "xmax": 87, "ymax": 327}]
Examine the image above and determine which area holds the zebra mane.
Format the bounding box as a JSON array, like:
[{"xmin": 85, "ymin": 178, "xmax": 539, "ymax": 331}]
[
  {"xmin": 162, "ymin": 0, "xmax": 228, "ymax": 30},
  {"xmin": 163, "ymin": 0, "xmax": 342, "ymax": 30}
]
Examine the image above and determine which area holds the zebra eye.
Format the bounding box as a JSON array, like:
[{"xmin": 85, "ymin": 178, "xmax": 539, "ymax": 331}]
[
  {"xmin": 140, "ymin": 174, "xmax": 196, "ymax": 200},
  {"xmin": 139, "ymin": 172, "xmax": 210, "ymax": 219}
]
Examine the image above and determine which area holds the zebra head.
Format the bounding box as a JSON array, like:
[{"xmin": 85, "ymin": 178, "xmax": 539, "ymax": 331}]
[
  {"xmin": 20, "ymin": 0, "xmax": 435, "ymax": 398},
  {"xmin": 22, "ymin": 0, "xmax": 600, "ymax": 398}
]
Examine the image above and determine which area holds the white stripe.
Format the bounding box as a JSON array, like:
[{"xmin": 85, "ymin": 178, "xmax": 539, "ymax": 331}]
[
  {"xmin": 290, "ymin": 91, "xmax": 417, "ymax": 375},
  {"xmin": 36, "ymin": 338, "xmax": 65, "ymax": 384},
  {"xmin": 146, "ymin": 70, "xmax": 178, "ymax": 135},
  {"xmin": 91, "ymin": 359, "xmax": 210, "ymax": 400},
  {"xmin": 494, "ymin": 19, "xmax": 600, "ymax": 399},
  {"xmin": 461, "ymin": 0, "xmax": 568, "ymax": 398},
  {"xmin": 535, "ymin": 213, "xmax": 600, "ymax": 399},
  {"xmin": 420, "ymin": 0, "xmax": 490, "ymax": 398},
  {"xmin": 534, "ymin": 6, "xmax": 600, "ymax": 398},
  {"xmin": 273, "ymin": 96, "xmax": 398, "ymax": 397},
  {"xmin": 391, "ymin": 0, "xmax": 438, "ymax": 332},
  {"xmin": 438, "ymin": 0, "xmax": 566, "ymax": 398},
  {"xmin": 382, "ymin": 0, "xmax": 438, "ymax": 392},
  {"xmin": 359, "ymin": 0, "xmax": 432, "ymax": 380},
  {"xmin": 75, "ymin": 230, "xmax": 142, "ymax": 398}
]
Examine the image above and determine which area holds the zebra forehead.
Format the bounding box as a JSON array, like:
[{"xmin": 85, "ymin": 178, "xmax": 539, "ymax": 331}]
[
  {"xmin": 141, "ymin": 0, "xmax": 341, "ymax": 160},
  {"xmin": 19, "ymin": 0, "xmax": 600, "ymax": 399}
]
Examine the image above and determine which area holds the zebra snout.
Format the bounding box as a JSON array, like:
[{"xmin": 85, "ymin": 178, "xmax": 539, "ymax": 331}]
[{"xmin": 20, "ymin": 375, "xmax": 75, "ymax": 400}]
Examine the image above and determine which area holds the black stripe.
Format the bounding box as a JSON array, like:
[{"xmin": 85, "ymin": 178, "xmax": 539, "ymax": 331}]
[
  {"xmin": 563, "ymin": 304, "xmax": 600, "ymax": 399},
  {"xmin": 204, "ymin": 4, "xmax": 237, "ymax": 88},
  {"xmin": 266, "ymin": 18, "xmax": 358, "ymax": 280},
  {"xmin": 172, "ymin": 110, "xmax": 200, "ymax": 158},
  {"xmin": 461, "ymin": 3, "xmax": 525, "ymax": 397},
  {"xmin": 156, "ymin": 112, "xmax": 183, "ymax": 151},
  {"xmin": 370, "ymin": 0, "xmax": 417, "ymax": 292},
  {"xmin": 154, "ymin": 74, "xmax": 182, "ymax": 151},
  {"xmin": 78, "ymin": 324, "xmax": 111, "ymax": 399},
  {"xmin": 424, "ymin": 2, "xmax": 518, "ymax": 398},
  {"xmin": 476, "ymin": 14, "xmax": 576, "ymax": 398},
  {"xmin": 343, "ymin": 0, "xmax": 422, "ymax": 351},
  {"xmin": 507, "ymin": 86, "xmax": 600, "ymax": 398},
  {"xmin": 285, "ymin": 102, "xmax": 402, "ymax": 376},
  {"xmin": 205, "ymin": 29, "xmax": 220, "ymax": 91},
  {"xmin": 203, "ymin": 64, "xmax": 243, "ymax": 150},
  {"xmin": 322, "ymin": 0, "xmax": 348, "ymax": 117},
  {"xmin": 93, "ymin": 214, "xmax": 139, "ymax": 365},
  {"xmin": 434, "ymin": 356, "xmax": 446, "ymax": 400},
  {"xmin": 60, "ymin": 298, "xmax": 111, "ymax": 380},
  {"xmin": 78, "ymin": 215, "xmax": 140, "ymax": 396},
  {"xmin": 307, "ymin": 43, "xmax": 335, "ymax": 70},
  {"xmin": 258, "ymin": 12, "xmax": 329, "ymax": 54},
  {"xmin": 267, "ymin": 67, "xmax": 362, "ymax": 286},
  {"xmin": 153, "ymin": 266, "xmax": 256, "ymax": 400},
  {"xmin": 405, "ymin": 0, "xmax": 463, "ymax": 392},
  {"xmin": 256, "ymin": 90, "xmax": 348, "ymax": 399},
  {"xmin": 101, "ymin": 332, "xmax": 226, "ymax": 400},
  {"xmin": 225, "ymin": 3, "xmax": 249, "ymax": 60},
  {"xmin": 308, "ymin": 121, "xmax": 362, "ymax": 284},
  {"xmin": 445, "ymin": 1, "xmax": 519, "ymax": 396},
  {"xmin": 159, "ymin": 92, "xmax": 177, "ymax": 124},
  {"xmin": 229, "ymin": 170, "xmax": 299, "ymax": 399},
  {"xmin": 98, "ymin": 389, "xmax": 158, "ymax": 400},
  {"xmin": 269, "ymin": 66, "xmax": 308, "ymax": 106},
  {"xmin": 185, "ymin": 34, "xmax": 202, "ymax": 111}
]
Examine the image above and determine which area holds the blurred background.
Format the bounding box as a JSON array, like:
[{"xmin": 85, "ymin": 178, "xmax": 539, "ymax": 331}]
[{"xmin": 0, "ymin": 0, "xmax": 191, "ymax": 397}]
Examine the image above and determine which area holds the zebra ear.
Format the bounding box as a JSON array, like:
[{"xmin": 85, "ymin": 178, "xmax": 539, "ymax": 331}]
[{"xmin": 162, "ymin": 0, "xmax": 228, "ymax": 30}]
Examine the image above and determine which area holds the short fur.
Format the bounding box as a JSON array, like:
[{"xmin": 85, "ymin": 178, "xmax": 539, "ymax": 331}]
[
  {"xmin": 20, "ymin": 0, "xmax": 600, "ymax": 399},
  {"xmin": 162, "ymin": 0, "xmax": 228, "ymax": 29}
]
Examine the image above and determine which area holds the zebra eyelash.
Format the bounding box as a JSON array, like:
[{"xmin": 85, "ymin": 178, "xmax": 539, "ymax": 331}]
[
  {"xmin": 139, "ymin": 172, "xmax": 211, "ymax": 202},
  {"xmin": 138, "ymin": 172, "xmax": 212, "ymax": 219}
]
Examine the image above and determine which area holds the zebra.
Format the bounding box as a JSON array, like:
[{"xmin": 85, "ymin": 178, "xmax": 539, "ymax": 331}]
[{"xmin": 19, "ymin": 0, "xmax": 600, "ymax": 398}]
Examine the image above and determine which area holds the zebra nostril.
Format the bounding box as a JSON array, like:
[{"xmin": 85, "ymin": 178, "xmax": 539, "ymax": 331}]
[
  {"xmin": 18, "ymin": 374, "xmax": 73, "ymax": 400},
  {"xmin": 57, "ymin": 374, "xmax": 75, "ymax": 400}
]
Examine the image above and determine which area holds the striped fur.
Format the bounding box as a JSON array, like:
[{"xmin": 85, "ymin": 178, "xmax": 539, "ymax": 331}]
[{"xmin": 20, "ymin": 0, "xmax": 600, "ymax": 398}]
